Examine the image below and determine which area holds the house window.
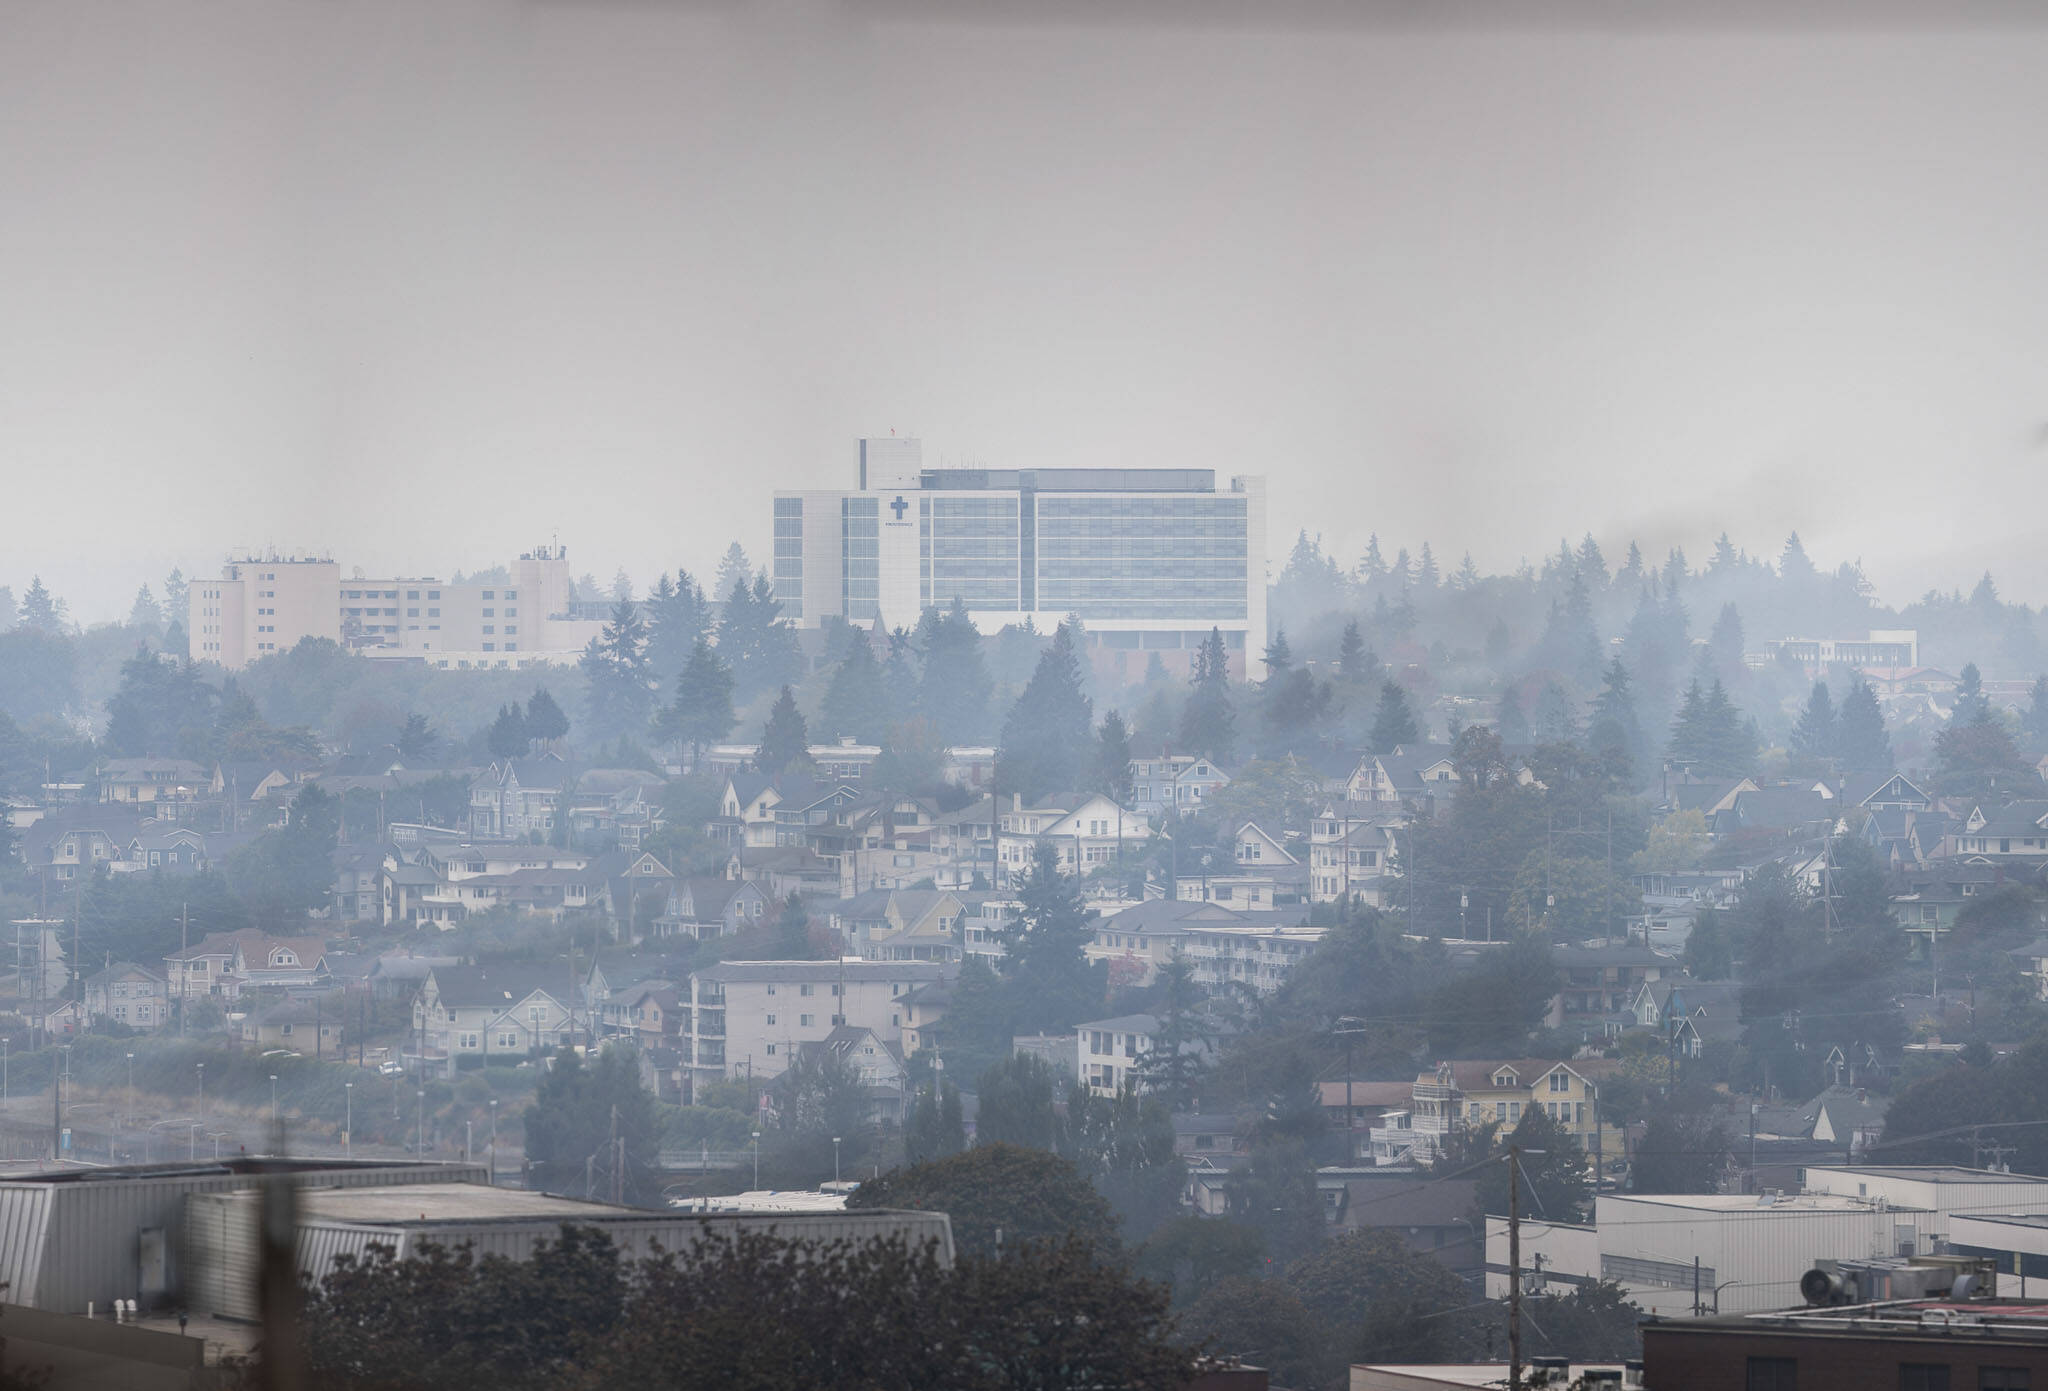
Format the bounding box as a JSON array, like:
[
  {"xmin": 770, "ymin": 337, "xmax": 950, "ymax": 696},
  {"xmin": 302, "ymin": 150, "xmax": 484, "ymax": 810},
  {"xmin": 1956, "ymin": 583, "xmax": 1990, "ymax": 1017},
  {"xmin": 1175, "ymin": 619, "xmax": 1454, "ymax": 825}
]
[
  {"xmin": 766, "ymin": 1013, "xmax": 777, "ymax": 1026},
  {"xmin": 1745, "ymin": 1357, "xmax": 1797, "ymax": 1391},
  {"xmin": 799, "ymin": 1013, "xmax": 814, "ymax": 1027},
  {"xmin": 1979, "ymin": 1370, "xmax": 2031, "ymax": 1390},
  {"xmin": 1549, "ymin": 1073, "xmax": 1569, "ymax": 1093},
  {"xmin": 765, "ymin": 1043, "xmax": 777, "ymax": 1056},
  {"xmin": 1899, "ymin": 1368, "xmax": 1950, "ymax": 1391},
  {"xmin": 800, "ymin": 984, "xmax": 815, "ymax": 997}
]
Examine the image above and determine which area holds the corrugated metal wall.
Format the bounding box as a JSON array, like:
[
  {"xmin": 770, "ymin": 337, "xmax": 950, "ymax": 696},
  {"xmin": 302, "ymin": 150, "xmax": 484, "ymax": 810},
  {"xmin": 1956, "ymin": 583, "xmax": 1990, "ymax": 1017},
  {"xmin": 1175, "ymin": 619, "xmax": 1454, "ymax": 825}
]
[{"xmin": 3, "ymin": 1162, "xmax": 485, "ymax": 1313}]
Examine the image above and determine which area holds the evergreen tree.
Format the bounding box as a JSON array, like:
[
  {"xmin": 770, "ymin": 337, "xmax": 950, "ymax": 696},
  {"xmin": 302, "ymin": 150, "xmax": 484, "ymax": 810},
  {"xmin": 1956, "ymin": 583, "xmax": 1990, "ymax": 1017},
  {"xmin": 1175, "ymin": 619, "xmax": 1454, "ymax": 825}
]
[
  {"xmin": 2024, "ymin": 676, "xmax": 2048, "ymax": 750},
  {"xmin": 755, "ymin": 685, "xmax": 812, "ymax": 778},
  {"xmin": 1357, "ymin": 535, "xmax": 1388, "ymax": 582},
  {"xmin": 996, "ymin": 620, "xmax": 1094, "ymax": 803},
  {"xmin": 1779, "ymin": 532, "xmax": 1818, "ymax": 584},
  {"xmin": 905, "ymin": 1080, "xmax": 966, "ymax": 1164},
  {"xmin": 1368, "ymin": 681, "xmax": 1420, "ymax": 752},
  {"xmin": 1090, "ymin": 709, "xmax": 1136, "ymax": 806},
  {"xmin": 882, "ymin": 628, "xmax": 920, "ymax": 713},
  {"xmin": 103, "ymin": 647, "xmax": 217, "ymax": 758},
  {"xmin": 1789, "ymin": 682, "xmax": 1838, "ymax": 765},
  {"xmin": 0, "ymin": 585, "xmax": 14, "ymax": 632},
  {"xmin": 713, "ymin": 542, "xmax": 752, "ymax": 604},
  {"xmin": 1263, "ymin": 667, "xmax": 1330, "ymax": 755},
  {"xmin": 1177, "ymin": 628, "xmax": 1237, "ymax": 763},
  {"xmin": 718, "ymin": 575, "xmax": 802, "ymax": 703},
  {"xmin": 774, "ymin": 893, "xmax": 817, "ymax": 959},
  {"xmin": 1575, "ymin": 534, "xmax": 1608, "ymax": 589},
  {"xmin": 1660, "ymin": 547, "xmax": 1688, "ymax": 595},
  {"xmin": 579, "ymin": 599, "xmax": 656, "ymax": 741},
  {"xmin": 19, "ymin": 577, "xmax": 62, "ymax": 634},
  {"xmin": 1953, "ymin": 662, "xmax": 1990, "ymax": 725},
  {"xmin": 1532, "ymin": 681, "xmax": 1579, "ymax": 745},
  {"xmin": 1837, "ymin": 680, "xmax": 1894, "ymax": 772},
  {"xmin": 1616, "ymin": 541, "xmax": 1645, "ymax": 588},
  {"xmin": 1416, "ymin": 543, "xmax": 1439, "ymax": 590},
  {"xmin": 128, "ymin": 584, "xmax": 163, "ymax": 631},
  {"xmin": 524, "ymin": 1045, "xmax": 661, "ymax": 1203},
  {"xmin": 915, "ymin": 600, "xmax": 994, "ymax": 745},
  {"xmin": 997, "ymin": 841, "xmax": 1103, "ymax": 1032},
  {"xmin": 656, "ymin": 637, "xmax": 736, "ymax": 764},
  {"xmin": 1587, "ymin": 656, "xmax": 1642, "ymax": 773},
  {"xmin": 1971, "ymin": 571, "xmax": 2002, "ymax": 610},
  {"xmin": 1262, "ymin": 626, "xmax": 1293, "ymax": 677},
  {"xmin": 487, "ymin": 702, "xmax": 530, "ymax": 759},
  {"xmin": 161, "ymin": 567, "xmax": 188, "ymax": 625},
  {"xmin": 818, "ymin": 634, "xmax": 890, "ymax": 744},
  {"xmin": 1336, "ymin": 619, "xmax": 1373, "ymax": 683},
  {"xmin": 1453, "ymin": 552, "xmax": 1481, "ymax": 590},
  {"xmin": 1693, "ymin": 680, "xmax": 1756, "ymax": 776},
  {"xmin": 1132, "ymin": 955, "xmax": 1207, "ymax": 1110},
  {"xmin": 524, "ymin": 686, "xmax": 570, "ymax": 750},
  {"xmin": 1496, "ymin": 681, "xmax": 1531, "ymax": 745},
  {"xmin": 642, "ymin": 570, "xmax": 710, "ymax": 687},
  {"xmin": 397, "ymin": 713, "xmax": 438, "ymax": 763},
  {"xmin": 1708, "ymin": 532, "xmax": 1740, "ymax": 575},
  {"xmin": 1707, "ymin": 603, "xmax": 1745, "ymax": 680}
]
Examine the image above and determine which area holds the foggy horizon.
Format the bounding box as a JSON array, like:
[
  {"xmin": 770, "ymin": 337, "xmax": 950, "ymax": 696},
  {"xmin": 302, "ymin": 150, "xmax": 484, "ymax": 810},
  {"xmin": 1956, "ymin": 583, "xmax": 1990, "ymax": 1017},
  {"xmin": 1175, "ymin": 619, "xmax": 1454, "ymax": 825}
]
[{"xmin": 7, "ymin": 0, "xmax": 2047, "ymax": 620}]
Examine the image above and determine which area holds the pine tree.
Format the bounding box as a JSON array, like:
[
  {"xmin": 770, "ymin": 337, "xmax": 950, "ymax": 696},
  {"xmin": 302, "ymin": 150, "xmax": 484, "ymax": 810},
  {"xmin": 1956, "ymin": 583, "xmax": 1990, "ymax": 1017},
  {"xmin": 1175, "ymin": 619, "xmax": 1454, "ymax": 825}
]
[
  {"xmin": 1454, "ymin": 552, "xmax": 1481, "ymax": 590},
  {"xmin": 1587, "ymin": 656, "xmax": 1642, "ymax": 772},
  {"xmin": 916, "ymin": 600, "xmax": 994, "ymax": 745},
  {"xmin": 714, "ymin": 542, "xmax": 752, "ymax": 604},
  {"xmin": 997, "ymin": 841, "xmax": 1103, "ymax": 1032},
  {"xmin": 819, "ymin": 635, "xmax": 890, "ymax": 744},
  {"xmin": 1789, "ymin": 682, "xmax": 1838, "ymax": 765},
  {"xmin": 579, "ymin": 598, "xmax": 656, "ymax": 741},
  {"xmin": 1416, "ymin": 543, "xmax": 1440, "ymax": 590},
  {"xmin": 1091, "ymin": 710, "xmax": 1136, "ymax": 806},
  {"xmin": 756, "ymin": 686, "xmax": 813, "ymax": 778},
  {"xmin": 128, "ymin": 584, "xmax": 163, "ymax": 632},
  {"xmin": 2024, "ymin": 676, "xmax": 2048, "ymax": 751},
  {"xmin": 1616, "ymin": 542, "xmax": 1645, "ymax": 588},
  {"xmin": 1336, "ymin": 619, "xmax": 1373, "ymax": 683},
  {"xmin": 1779, "ymin": 532, "xmax": 1817, "ymax": 583},
  {"xmin": 1177, "ymin": 628, "xmax": 1237, "ymax": 764},
  {"xmin": 398, "ymin": 713, "xmax": 438, "ymax": 763},
  {"xmin": 997, "ymin": 621, "xmax": 1094, "ymax": 803},
  {"xmin": 774, "ymin": 893, "xmax": 816, "ymax": 959},
  {"xmin": 719, "ymin": 574, "xmax": 802, "ymax": 703},
  {"xmin": 1133, "ymin": 956, "xmax": 1206, "ymax": 1110},
  {"xmin": 1698, "ymin": 680, "xmax": 1756, "ymax": 776},
  {"xmin": 486, "ymin": 703, "xmax": 529, "ymax": 759},
  {"xmin": 1496, "ymin": 681, "xmax": 1531, "ymax": 746},
  {"xmin": 1837, "ymin": 680, "xmax": 1894, "ymax": 773},
  {"xmin": 1953, "ymin": 663, "xmax": 1989, "ymax": 725},
  {"xmin": 1708, "ymin": 603, "xmax": 1746, "ymax": 683},
  {"xmin": 524, "ymin": 686, "xmax": 569, "ymax": 751},
  {"xmin": 1532, "ymin": 681, "xmax": 1579, "ymax": 745},
  {"xmin": 643, "ymin": 570, "xmax": 710, "ymax": 687},
  {"xmin": 1369, "ymin": 681, "xmax": 1421, "ymax": 752},
  {"xmin": 1660, "ymin": 548, "xmax": 1688, "ymax": 595},
  {"xmin": 1357, "ymin": 535, "xmax": 1388, "ymax": 582},
  {"xmin": 19, "ymin": 577, "xmax": 61, "ymax": 634},
  {"xmin": 658, "ymin": 637, "xmax": 736, "ymax": 763},
  {"xmin": 1708, "ymin": 533, "xmax": 1740, "ymax": 575},
  {"xmin": 1262, "ymin": 626, "xmax": 1293, "ymax": 677},
  {"xmin": 1576, "ymin": 534, "xmax": 1608, "ymax": 589},
  {"xmin": 1971, "ymin": 572, "xmax": 2002, "ymax": 610},
  {"xmin": 883, "ymin": 628, "xmax": 920, "ymax": 712}
]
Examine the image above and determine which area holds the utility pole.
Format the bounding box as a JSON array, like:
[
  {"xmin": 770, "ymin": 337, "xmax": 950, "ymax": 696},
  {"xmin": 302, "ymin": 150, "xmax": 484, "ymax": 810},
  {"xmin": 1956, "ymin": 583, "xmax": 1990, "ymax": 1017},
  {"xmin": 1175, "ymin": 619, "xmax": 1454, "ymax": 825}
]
[
  {"xmin": 179, "ymin": 904, "xmax": 188, "ymax": 1037},
  {"xmin": 1508, "ymin": 1144, "xmax": 1523, "ymax": 1391}
]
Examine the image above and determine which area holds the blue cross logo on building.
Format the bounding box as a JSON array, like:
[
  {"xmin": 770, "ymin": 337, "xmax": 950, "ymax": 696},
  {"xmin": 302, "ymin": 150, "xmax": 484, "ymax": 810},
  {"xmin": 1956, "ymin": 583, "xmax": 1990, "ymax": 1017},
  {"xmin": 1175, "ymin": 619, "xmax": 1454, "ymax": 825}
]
[{"xmin": 890, "ymin": 495, "xmax": 908, "ymax": 520}]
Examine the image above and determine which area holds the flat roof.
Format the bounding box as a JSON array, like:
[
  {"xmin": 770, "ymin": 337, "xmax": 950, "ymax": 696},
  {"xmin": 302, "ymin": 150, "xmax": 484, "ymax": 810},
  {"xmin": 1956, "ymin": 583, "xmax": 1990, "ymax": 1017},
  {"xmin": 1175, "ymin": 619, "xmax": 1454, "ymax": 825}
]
[
  {"xmin": 1816, "ymin": 1165, "xmax": 2048, "ymax": 1185},
  {"xmin": 1954, "ymin": 1213, "xmax": 2048, "ymax": 1230},
  {"xmin": 1653, "ymin": 1301, "xmax": 2048, "ymax": 1344},
  {"xmin": 1355, "ymin": 1365, "xmax": 1630, "ymax": 1389},
  {"xmin": 1607, "ymin": 1193, "xmax": 1930, "ymax": 1214}
]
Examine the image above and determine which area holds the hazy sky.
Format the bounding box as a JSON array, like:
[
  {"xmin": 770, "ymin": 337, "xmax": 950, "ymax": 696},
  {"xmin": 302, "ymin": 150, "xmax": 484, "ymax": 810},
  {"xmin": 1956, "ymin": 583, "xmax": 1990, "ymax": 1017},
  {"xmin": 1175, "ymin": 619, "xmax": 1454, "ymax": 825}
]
[{"xmin": 5, "ymin": 0, "xmax": 2047, "ymax": 623}]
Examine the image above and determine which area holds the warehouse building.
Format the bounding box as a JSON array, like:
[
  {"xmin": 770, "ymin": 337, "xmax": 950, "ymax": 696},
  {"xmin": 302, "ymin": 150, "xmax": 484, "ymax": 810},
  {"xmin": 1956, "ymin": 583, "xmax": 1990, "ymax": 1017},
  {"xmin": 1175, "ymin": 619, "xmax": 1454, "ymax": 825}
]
[
  {"xmin": 184, "ymin": 1183, "xmax": 957, "ymax": 1322},
  {"xmin": 0, "ymin": 1157, "xmax": 483, "ymax": 1313}
]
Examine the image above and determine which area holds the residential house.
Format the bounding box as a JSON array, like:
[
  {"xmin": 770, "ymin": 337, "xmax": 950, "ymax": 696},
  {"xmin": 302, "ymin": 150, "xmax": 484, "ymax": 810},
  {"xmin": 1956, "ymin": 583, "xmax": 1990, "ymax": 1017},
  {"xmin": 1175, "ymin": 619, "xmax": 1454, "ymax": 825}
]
[
  {"xmin": 18, "ymin": 809, "xmax": 144, "ymax": 884},
  {"xmin": 466, "ymin": 757, "xmax": 573, "ymax": 839},
  {"xmin": 898, "ymin": 978, "xmax": 951, "ymax": 1055},
  {"xmin": 334, "ymin": 846, "xmax": 386, "ymax": 922},
  {"xmin": 835, "ymin": 888, "xmax": 971, "ymax": 963},
  {"xmin": 1074, "ymin": 1012, "xmax": 1213, "ymax": 1097},
  {"xmin": 1627, "ymin": 976, "xmax": 1745, "ymax": 1057},
  {"xmin": 98, "ymin": 759, "xmax": 211, "ymax": 810},
  {"xmin": 661, "ymin": 876, "xmax": 771, "ymax": 940},
  {"xmin": 1309, "ymin": 807, "xmax": 1401, "ymax": 904},
  {"xmin": 1954, "ymin": 802, "xmax": 2048, "ymax": 862},
  {"xmin": 115, "ymin": 827, "xmax": 208, "ymax": 875},
  {"xmin": 708, "ymin": 774, "xmax": 781, "ymax": 848},
  {"xmin": 1180, "ymin": 918, "xmax": 1326, "ymax": 995},
  {"xmin": 1369, "ymin": 1058, "xmax": 1616, "ymax": 1168},
  {"xmin": 234, "ymin": 936, "xmax": 332, "ymax": 992},
  {"xmin": 1546, "ymin": 941, "xmax": 1677, "ymax": 1033},
  {"xmin": 413, "ymin": 965, "xmax": 577, "ymax": 1073},
  {"xmin": 83, "ymin": 963, "xmax": 168, "ymax": 1030},
  {"xmin": 165, "ymin": 929, "xmax": 269, "ymax": 1003},
  {"xmin": 994, "ymin": 792, "xmax": 1151, "ymax": 882},
  {"xmin": 238, "ymin": 998, "xmax": 344, "ymax": 1055},
  {"xmin": 1087, "ymin": 899, "xmax": 1247, "ymax": 986},
  {"xmin": 1346, "ymin": 744, "xmax": 1459, "ymax": 809},
  {"xmin": 2010, "ymin": 936, "xmax": 2048, "ymax": 1001},
  {"xmin": 1127, "ymin": 753, "xmax": 1231, "ymax": 818}
]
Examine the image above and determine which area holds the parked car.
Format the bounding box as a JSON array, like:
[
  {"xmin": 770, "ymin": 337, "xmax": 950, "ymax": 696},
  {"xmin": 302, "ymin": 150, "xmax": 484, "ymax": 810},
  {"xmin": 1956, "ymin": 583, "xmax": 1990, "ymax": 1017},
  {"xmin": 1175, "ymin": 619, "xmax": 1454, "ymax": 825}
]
[{"xmin": 377, "ymin": 1060, "xmax": 406, "ymax": 1077}]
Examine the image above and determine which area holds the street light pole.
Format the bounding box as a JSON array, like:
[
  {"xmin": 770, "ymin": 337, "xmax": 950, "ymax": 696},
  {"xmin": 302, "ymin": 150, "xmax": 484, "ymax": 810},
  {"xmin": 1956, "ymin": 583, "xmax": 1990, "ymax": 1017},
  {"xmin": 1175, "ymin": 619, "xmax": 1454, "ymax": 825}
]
[
  {"xmin": 751, "ymin": 1130, "xmax": 761, "ymax": 1189},
  {"xmin": 832, "ymin": 1135, "xmax": 842, "ymax": 1184},
  {"xmin": 417, "ymin": 1089, "xmax": 426, "ymax": 1157},
  {"xmin": 269, "ymin": 1074, "xmax": 278, "ymax": 1124},
  {"xmin": 196, "ymin": 1062, "xmax": 204, "ymax": 1120},
  {"xmin": 489, "ymin": 1099, "xmax": 498, "ymax": 1185},
  {"xmin": 344, "ymin": 1083, "xmax": 353, "ymax": 1159}
]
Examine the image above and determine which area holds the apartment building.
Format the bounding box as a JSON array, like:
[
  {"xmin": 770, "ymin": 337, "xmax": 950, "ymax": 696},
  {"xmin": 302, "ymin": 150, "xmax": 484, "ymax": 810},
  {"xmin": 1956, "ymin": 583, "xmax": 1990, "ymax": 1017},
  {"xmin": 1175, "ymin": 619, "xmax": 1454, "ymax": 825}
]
[
  {"xmin": 685, "ymin": 959, "xmax": 947, "ymax": 1088},
  {"xmin": 192, "ymin": 546, "xmax": 604, "ymax": 670}
]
